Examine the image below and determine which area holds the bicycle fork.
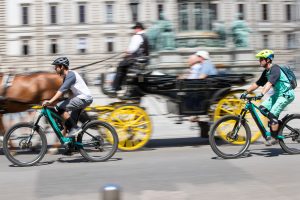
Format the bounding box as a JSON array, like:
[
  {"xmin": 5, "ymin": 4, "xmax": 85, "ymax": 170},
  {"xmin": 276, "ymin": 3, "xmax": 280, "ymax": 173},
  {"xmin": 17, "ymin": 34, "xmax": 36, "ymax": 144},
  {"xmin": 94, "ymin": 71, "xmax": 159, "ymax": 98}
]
[{"xmin": 229, "ymin": 108, "xmax": 248, "ymax": 141}]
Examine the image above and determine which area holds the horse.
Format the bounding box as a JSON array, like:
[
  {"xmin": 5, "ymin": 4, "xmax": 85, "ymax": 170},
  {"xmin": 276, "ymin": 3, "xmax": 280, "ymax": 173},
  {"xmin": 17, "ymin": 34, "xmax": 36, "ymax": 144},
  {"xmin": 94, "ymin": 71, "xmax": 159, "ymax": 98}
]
[{"xmin": 0, "ymin": 72, "xmax": 63, "ymax": 136}]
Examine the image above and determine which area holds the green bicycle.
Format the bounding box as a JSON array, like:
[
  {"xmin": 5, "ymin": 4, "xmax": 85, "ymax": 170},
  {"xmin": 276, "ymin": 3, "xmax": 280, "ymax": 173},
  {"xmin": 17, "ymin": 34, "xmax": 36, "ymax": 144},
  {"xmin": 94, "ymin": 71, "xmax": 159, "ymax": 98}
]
[
  {"xmin": 209, "ymin": 95, "xmax": 300, "ymax": 159},
  {"xmin": 3, "ymin": 106, "xmax": 119, "ymax": 167}
]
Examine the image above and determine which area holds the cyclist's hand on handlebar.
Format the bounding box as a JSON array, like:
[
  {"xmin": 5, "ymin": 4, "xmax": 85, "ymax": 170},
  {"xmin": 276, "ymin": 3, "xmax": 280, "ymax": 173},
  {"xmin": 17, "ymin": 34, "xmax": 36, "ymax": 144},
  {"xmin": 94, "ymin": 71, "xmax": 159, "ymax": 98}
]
[
  {"xmin": 240, "ymin": 91, "xmax": 248, "ymax": 99},
  {"xmin": 42, "ymin": 100, "xmax": 51, "ymax": 107},
  {"xmin": 256, "ymin": 93, "xmax": 264, "ymax": 100}
]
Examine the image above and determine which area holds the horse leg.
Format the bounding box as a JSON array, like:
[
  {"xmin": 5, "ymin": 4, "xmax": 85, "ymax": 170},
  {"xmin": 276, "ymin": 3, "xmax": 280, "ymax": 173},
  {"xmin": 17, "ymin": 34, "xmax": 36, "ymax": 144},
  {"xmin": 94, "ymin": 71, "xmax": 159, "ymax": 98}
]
[{"xmin": 0, "ymin": 114, "xmax": 5, "ymax": 137}]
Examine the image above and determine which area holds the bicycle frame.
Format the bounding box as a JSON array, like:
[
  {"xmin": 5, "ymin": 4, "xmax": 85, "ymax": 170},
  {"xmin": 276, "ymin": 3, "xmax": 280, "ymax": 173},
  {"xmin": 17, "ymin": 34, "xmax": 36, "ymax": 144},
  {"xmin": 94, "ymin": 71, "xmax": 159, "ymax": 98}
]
[
  {"xmin": 33, "ymin": 107, "xmax": 73, "ymax": 145},
  {"xmin": 239, "ymin": 99, "xmax": 271, "ymax": 139}
]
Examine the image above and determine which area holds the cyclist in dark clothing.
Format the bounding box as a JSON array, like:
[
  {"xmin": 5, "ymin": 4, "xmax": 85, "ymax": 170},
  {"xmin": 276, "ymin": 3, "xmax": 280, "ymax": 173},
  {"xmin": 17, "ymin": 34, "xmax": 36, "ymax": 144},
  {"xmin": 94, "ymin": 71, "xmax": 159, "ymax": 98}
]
[
  {"xmin": 241, "ymin": 49, "xmax": 295, "ymax": 145},
  {"xmin": 109, "ymin": 22, "xmax": 149, "ymax": 95}
]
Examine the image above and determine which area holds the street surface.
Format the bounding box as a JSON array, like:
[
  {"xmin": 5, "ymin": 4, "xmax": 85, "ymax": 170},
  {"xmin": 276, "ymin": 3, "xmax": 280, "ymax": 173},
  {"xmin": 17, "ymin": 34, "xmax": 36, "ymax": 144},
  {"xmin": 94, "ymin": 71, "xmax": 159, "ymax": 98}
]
[{"xmin": 1, "ymin": 85, "xmax": 300, "ymax": 200}]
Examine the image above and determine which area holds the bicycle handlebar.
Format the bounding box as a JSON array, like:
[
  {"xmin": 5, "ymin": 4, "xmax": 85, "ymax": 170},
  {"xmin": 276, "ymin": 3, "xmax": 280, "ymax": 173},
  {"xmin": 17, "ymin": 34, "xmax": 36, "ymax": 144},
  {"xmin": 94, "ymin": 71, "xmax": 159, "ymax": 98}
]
[{"xmin": 240, "ymin": 96, "xmax": 261, "ymax": 101}]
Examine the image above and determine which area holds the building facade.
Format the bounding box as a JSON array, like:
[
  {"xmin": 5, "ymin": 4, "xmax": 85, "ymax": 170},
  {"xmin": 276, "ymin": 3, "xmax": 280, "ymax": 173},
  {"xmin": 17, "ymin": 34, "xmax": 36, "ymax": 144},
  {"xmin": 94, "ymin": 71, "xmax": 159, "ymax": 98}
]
[{"xmin": 0, "ymin": 0, "xmax": 299, "ymax": 74}]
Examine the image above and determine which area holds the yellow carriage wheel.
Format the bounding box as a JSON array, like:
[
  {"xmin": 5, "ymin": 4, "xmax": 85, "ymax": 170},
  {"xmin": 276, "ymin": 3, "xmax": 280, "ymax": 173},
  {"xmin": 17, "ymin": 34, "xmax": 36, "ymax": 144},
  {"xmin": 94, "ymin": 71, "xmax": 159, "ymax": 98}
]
[
  {"xmin": 107, "ymin": 105, "xmax": 152, "ymax": 151},
  {"xmin": 85, "ymin": 101, "xmax": 126, "ymax": 121},
  {"xmin": 213, "ymin": 90, "xmax": 267, "ymax": 144}
]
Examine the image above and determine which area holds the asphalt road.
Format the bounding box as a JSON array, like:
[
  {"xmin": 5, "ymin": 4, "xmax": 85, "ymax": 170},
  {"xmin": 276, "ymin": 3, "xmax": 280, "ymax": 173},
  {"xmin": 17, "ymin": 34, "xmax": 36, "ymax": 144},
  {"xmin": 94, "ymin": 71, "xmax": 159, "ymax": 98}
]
[{"xmin": 1, "ymin": 86, "xmax": 300, "ymax": 200}]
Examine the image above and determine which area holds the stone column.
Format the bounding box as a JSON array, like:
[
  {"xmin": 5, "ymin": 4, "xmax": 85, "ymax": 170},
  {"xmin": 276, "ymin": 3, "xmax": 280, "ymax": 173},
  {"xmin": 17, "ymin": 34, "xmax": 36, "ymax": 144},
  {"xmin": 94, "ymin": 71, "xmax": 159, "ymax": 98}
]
[
  {"xmin": 35, "ymin": 0, "xmax": 44, "ymax": 68},
  {"xmin": 63, "ymin": 0, "xmax": 73, "ymax": 55},
  {"xmin": 0, "ymin": 0, "xmax": 5, "ymax": 71}
]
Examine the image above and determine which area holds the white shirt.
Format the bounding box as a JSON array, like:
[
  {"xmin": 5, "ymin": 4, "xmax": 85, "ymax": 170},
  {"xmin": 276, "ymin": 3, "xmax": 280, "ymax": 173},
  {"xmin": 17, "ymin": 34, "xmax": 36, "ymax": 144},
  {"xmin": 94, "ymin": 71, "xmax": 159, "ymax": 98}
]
[
  {"xmin": 59, "ymin": 70, "xmax": 92, "ymax": 100},
  {"xmin": 127, "ymin": 30, "xmax": 145, "ymax": 54},
  {"xmin": 187, "ymin": 63, "xmax": 202, "ymax": 79}
]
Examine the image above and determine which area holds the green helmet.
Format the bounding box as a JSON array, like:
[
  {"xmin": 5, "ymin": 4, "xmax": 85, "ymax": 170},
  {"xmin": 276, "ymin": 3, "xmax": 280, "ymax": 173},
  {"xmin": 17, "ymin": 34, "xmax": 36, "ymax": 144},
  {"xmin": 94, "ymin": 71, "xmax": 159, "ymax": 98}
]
[{"xmin": 255, "ymin": 49, "xmax": 274, "ymax": 60}]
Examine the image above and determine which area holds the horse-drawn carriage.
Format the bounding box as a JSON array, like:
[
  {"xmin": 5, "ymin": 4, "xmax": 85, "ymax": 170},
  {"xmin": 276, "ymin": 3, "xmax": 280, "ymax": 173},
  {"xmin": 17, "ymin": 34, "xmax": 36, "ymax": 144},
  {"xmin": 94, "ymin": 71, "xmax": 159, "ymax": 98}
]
[{"xmin": 85, "ymin": 58, "xmax": 265, "ymax": 151}]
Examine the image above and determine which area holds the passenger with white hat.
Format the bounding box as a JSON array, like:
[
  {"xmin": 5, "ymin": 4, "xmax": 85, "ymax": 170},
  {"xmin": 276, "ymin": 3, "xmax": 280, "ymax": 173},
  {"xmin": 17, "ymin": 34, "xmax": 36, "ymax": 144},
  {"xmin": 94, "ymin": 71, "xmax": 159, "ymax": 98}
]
[{"xmin": 195, "ymin": 50, "xmax": 218, "ymax": 79}]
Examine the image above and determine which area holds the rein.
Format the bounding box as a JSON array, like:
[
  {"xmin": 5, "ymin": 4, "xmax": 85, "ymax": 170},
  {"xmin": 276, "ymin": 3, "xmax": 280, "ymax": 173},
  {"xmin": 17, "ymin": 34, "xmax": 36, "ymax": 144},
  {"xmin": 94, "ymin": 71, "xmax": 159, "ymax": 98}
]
[{"xmin": 71, "ymin": 52, "xmax": 123, "ymax": 70}]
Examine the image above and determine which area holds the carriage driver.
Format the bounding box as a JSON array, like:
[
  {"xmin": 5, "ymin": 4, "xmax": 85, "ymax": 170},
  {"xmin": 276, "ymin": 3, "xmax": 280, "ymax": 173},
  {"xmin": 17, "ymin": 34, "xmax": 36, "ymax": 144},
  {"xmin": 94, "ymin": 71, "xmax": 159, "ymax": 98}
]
[
  {"xmin": 108, "ymin": 22, "xmax": 149, "ymax": 95},
  {"xmin": 241, "ymin": 50, "xmax": 295, "ymax": 146},
  {"xmin": 42, "ymin": 57, "xmax": 93, "ymax": 138}
]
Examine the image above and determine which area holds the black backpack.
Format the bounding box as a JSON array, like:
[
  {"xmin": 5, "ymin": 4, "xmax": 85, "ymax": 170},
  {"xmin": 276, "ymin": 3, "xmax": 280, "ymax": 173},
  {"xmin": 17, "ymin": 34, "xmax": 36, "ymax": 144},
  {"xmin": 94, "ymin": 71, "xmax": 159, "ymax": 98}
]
[{"xmin": 279, "ymin": 64, "xmax": 297, "ymax": 90}]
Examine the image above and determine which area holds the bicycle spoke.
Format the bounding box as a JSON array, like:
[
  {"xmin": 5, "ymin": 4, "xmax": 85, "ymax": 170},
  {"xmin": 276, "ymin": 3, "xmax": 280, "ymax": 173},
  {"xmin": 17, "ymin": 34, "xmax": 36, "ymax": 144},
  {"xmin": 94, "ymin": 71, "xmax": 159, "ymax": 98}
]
[
  {"xmin": 78, "ymin": 121, "xmax": 118, "ymax": 162},
  {"xmin": 279, "ymin": 115, "xmax": 300, "ymax": 154},
  {"xmin": 3, "ymin": 123, "xmax": 47, "ymax": 167},
  {"xmin": 209, "ymin": 115, "xmax": 251, "ymax": 159}
]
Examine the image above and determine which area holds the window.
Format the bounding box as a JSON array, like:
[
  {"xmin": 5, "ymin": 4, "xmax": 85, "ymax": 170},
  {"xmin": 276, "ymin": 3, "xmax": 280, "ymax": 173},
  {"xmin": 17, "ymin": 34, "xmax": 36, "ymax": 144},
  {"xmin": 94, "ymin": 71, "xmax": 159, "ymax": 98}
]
[
  {"xmin": 209, "ymin": 3, "xmax": 218, "ymax": 21},
  {"xmin": 158, "ymin": 4, "xmax": 164, "ymax": 20},
  {"xmin": 179, "ymin": 3, "xmax": 189, "ymax": 31},
  {"xmin": 238, "ymin": 4, "xmax": 245, "ymax": 20},
  {"xmin": 22, "ymin": 40, "xmax": 29, "ymax": 55},
  {"xmin": 129, "ymin": 2, "xmax": 138, "ymax": 22},
  {"xmin": 77, "ymin": 38, "xmax": 87, "ymax": 53},
  {"xmin": 263, "ymin": 34, "xmax": 269, "ymax": 48},
  {"xmin": 287, "ymin": 33, "xmax": 297, "ymax": 49},
  {"xmin": 286, "ymin": 4, "xmax": 292, "ymax": 21},
  {"xmin": 50, "ymin": 39, "xmax": 58, "ymax": 54},
  {"xmin": 286, "ymin": 4, "xmax": 296, "ymax": 21},
  {"xmin": 179, "ymin": 1, "xmax": 216, "ymax": 31},
  {"xmin": 209, "ymin": 3, "xmax": 218, "ymax": 30},
  {"xmin": 262, "ymin": 4, "xmax": 268, "ymax": 21},
  {"xmin": 194, "ymin": 3, "xmax": 203, "ymax": 30},
  {"xmin": 50, "ymin": 5, "xmax": 57, "ymax": 24},
  {"xmin": 106, "ymin": 37, "xmax": 114, "ymax": 52},
  {"xmin": 79, "ymin": 4, "xmax": 86, "ymax": 23},
  {"xmin": 21, "ymin": 5, "xmax": 29, "ymax": 25},
  {"xmin": 106, "ymin": 4, "xmax": 113, "ymax": 23}
]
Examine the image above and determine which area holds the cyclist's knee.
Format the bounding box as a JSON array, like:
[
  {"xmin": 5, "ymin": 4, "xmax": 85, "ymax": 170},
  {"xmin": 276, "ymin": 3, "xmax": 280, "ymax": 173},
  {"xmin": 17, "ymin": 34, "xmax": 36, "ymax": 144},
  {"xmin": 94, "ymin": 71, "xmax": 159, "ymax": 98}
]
[
  {"xmin": 259, "ymin": 105, "xmax": 269, "ymax": 117},
  {"xmin": 55, "ymin": 105, "xmax": 66, "ymax": 115}
]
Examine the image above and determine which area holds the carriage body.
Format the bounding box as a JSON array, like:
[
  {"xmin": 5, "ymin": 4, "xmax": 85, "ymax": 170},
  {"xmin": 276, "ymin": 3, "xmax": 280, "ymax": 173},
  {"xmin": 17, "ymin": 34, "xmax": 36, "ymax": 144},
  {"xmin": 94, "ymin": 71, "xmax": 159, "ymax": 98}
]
[{"xmin": 127, "ymin": 72, "xmax": 254, "ymax": 116}]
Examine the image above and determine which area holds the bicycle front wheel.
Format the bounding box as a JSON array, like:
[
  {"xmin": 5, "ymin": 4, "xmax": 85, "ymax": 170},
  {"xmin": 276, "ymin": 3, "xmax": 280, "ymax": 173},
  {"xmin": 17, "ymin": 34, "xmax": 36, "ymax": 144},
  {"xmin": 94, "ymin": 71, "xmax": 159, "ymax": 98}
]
[
  {"xmin": 3, "ymin": 122, "xmax": 47, "ymax": 167},
  {"xmin": 78, "ymin": 120, "xmax": 118, "ymax": 162},
  {"xmin": 279, "ymin": 114, "xmax": 300, "ymax": 154},
  {"xmin": 209, "ymin": 115, "xmax": 251, "ymax": 159}
]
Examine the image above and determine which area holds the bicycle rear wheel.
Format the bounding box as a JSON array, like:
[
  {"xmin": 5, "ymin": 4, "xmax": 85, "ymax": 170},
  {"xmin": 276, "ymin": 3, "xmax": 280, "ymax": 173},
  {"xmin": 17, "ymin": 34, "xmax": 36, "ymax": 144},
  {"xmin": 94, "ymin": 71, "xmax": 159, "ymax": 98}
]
[
  {"xmin": 279, "ymin": 114, "xmax": 300, "ymax": 154},
  {"xmin": 78, "ymin": 120, "xmax": 118, "ymax": 162},
  {"xmin": 3, "ymin": 122, "xmax": 47, "ymax": 167},
  {"xmin": 209, "ymin": 115, "xmax": 251, "ymax": 159}
]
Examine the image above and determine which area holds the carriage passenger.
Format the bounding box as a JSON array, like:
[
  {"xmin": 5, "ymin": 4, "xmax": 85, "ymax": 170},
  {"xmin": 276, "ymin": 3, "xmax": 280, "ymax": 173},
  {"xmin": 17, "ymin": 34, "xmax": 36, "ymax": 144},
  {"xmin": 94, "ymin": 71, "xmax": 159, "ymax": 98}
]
[
  {"xmin": 179, "ymin": 51, "xmax": 217, "ymax": 79},
  {"xmin": 195, "ymin": 50, "xmax": 218, "ymax": 79}
]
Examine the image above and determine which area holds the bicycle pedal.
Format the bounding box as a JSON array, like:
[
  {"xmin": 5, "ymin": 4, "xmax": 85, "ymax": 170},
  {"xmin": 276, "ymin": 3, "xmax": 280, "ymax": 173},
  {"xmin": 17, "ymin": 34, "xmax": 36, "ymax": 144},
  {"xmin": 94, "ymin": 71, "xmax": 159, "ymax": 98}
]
[
  {"xmin": 264, "ymin": 137, "xmax": 278, "ymax": 146},
  {"xmin": 62, "ymin": 149, "xmax": 74, "ymax": 156}
]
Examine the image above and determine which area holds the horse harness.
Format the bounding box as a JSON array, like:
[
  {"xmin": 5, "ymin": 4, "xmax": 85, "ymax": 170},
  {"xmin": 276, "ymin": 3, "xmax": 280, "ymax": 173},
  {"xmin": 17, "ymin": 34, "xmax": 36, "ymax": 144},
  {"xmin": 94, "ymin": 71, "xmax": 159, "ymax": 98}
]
[{"xmin": 0, "ymin": 73, "xmax": 15, "ymax": 113}]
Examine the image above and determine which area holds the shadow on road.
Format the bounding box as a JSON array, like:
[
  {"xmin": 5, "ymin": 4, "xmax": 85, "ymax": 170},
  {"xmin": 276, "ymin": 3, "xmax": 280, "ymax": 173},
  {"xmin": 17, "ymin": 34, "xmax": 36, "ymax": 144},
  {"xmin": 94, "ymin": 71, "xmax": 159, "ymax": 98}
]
[
  {"xmin": 8, "ymin": 160, "xmax": 55, "ymax": 167},
  {"xmin": 57, "ymin": 155, "xmax": 122, "ymax": 163},
  {"xmin": 248, "ymin": 147, "xmax": 287, "ymax": 157},
  {"xmin": 210, "ymin": 147, "xmax": 288, "ymax": 160},
  {"xmin": 144, "ymin": 137, "xmax": 209, "ymax": 150}
]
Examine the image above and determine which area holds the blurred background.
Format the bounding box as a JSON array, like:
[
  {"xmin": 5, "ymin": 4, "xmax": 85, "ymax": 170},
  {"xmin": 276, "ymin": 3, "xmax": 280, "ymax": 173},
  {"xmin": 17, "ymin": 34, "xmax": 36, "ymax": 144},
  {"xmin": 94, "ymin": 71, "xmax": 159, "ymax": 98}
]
[{"xmin": 0, "ymin": 0, "xmax": 299, "ymax": 83}]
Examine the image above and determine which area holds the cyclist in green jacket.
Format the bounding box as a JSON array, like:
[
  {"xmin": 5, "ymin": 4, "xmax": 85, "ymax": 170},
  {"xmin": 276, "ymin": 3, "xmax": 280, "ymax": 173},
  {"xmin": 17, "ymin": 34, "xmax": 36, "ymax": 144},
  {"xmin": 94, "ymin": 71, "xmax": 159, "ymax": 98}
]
[{"xmin": 241, "ymin": 49, "xmax": 295, "ymax": 145}]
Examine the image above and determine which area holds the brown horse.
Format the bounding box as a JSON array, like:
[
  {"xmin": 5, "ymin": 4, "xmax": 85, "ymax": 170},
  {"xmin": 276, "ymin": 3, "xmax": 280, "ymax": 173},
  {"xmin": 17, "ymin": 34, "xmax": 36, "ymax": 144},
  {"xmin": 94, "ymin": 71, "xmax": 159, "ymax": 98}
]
[{"xmin": 0, "ymin": 72, "xmax": 63, "ymax": 136}]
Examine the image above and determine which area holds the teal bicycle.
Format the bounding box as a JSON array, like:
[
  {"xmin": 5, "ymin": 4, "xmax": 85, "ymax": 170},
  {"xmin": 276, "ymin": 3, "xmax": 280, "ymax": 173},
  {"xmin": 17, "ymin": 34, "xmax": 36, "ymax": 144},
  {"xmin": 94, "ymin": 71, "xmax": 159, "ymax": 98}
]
[
  {"xmin": 3, "ymin": 106, "xmax": 119, "ymax": 166},
  {"xmin": 209, "ymin": 95, "xmax": 300, "ymax": 159}
]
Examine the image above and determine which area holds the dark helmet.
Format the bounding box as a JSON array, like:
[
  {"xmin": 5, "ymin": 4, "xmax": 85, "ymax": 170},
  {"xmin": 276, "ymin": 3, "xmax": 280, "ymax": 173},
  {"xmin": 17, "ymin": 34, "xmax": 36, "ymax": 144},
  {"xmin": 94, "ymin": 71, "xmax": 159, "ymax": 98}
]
[{"xmin": 52, "ymin": 57, "xmax": 69, "ymax": 67}]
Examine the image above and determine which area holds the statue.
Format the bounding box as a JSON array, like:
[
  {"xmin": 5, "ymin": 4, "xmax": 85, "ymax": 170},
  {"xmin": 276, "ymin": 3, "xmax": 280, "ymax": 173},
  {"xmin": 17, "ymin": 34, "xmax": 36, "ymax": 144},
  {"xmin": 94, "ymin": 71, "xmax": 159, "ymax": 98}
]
[
  {"xmin": 231, "ymin": 14, "xmax": 251, "ymax": 48},
  {"xmin": 146, "ymin": 23, "xmax": 160, "ymax": 51},
  {"xmin": 212, "ymin": 21, "xmax": 227, "ymax": 47},
  {"xmin": 146, "ymin": 13, "xmax": 176, "ymax": 51},
  {"xmin": 213, "ymin": 21, "xmax": 226, "ymax": 41}
]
